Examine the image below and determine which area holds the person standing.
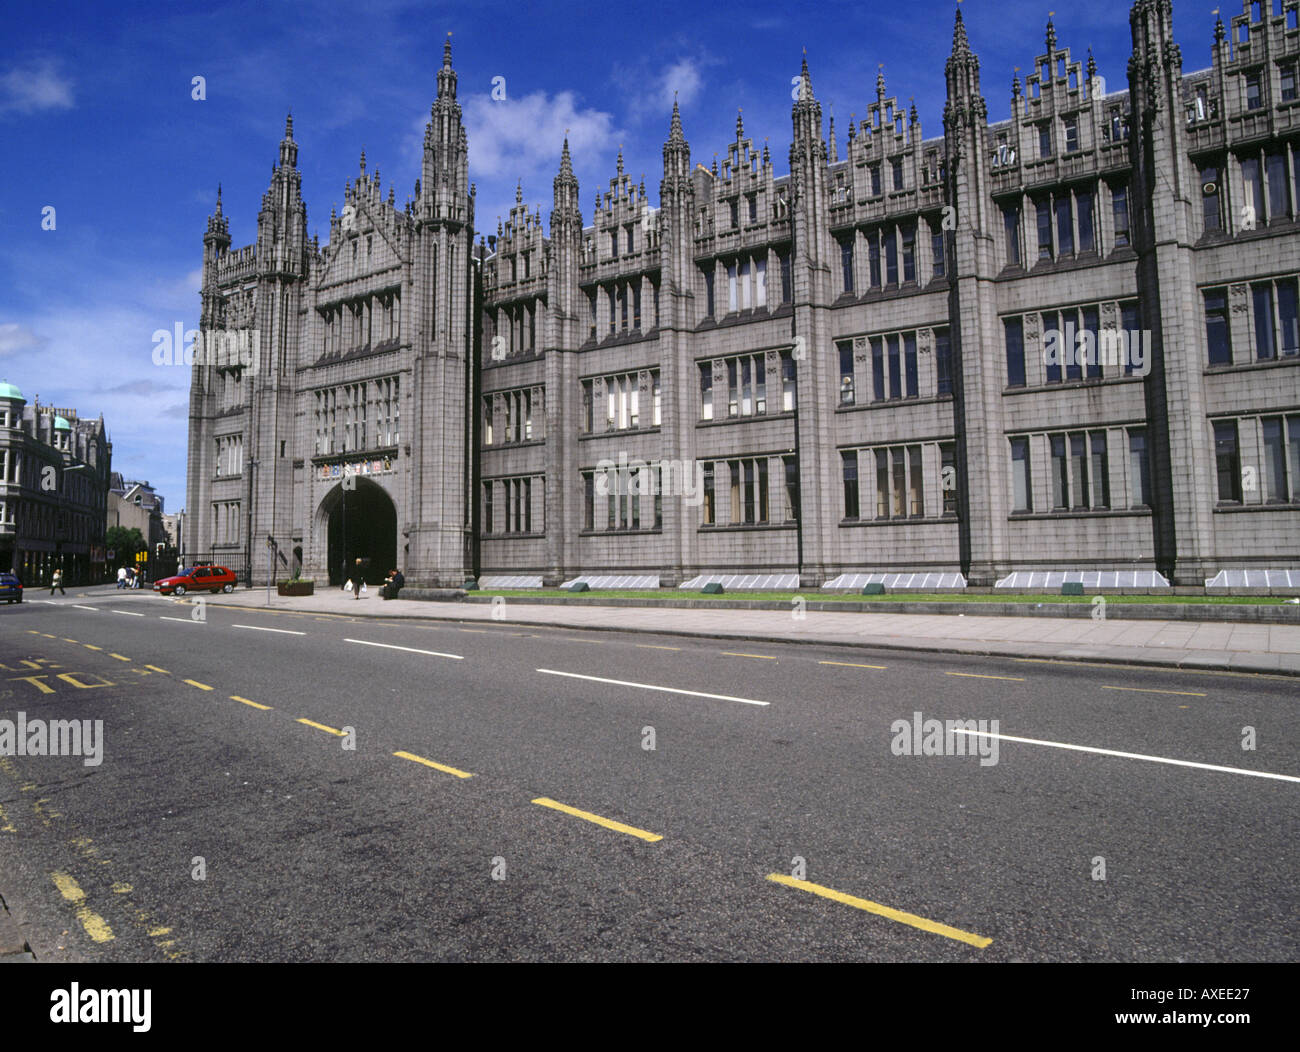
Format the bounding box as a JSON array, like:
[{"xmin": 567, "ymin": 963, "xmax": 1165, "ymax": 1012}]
[
  {"xmin": 50, "ymin": 568, "xmax": 65, "ymax": 596},
  {"xmin": 354, "ymin": 557, "xmax": 365, "ymax": 599}
]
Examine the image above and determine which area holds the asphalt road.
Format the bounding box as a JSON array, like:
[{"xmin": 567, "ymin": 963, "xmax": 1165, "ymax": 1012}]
[{"xmin": 0, "ymin": 589, "xmax": 1296, "ymax": 962}]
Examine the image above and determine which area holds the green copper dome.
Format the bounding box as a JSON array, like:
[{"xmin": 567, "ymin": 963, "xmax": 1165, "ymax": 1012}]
[
  {"xmin": 53, "ymin": 415, "xmax": 71, "ymax": 431},
  {"xmin": 0, "ymin": 382, "xmax": 23, "ymax": 400}
]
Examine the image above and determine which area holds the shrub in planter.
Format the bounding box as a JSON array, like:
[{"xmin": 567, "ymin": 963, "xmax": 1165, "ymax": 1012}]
[{"xmin": 277, "ymin": 579, "xmax": 315, "ymax": 596}]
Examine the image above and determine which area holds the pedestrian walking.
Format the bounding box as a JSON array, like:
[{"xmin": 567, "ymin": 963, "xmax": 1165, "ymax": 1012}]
[
  {"xmin": 116, "ymin": 566, "xmax": 127, "ymax": 590},
  {"xmin": 354, "ymin": 557, "xmax": 365, "ymax": 599},
  {"xmin": 50, "ymin": 568, "xmax": 65, "ymax": 596}
]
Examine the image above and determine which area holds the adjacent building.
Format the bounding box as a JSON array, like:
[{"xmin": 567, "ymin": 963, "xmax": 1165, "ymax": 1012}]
[
  {"xmin": 187, "ymin": 1, "xmax": 1300, "ymax": 589},
  {"xmin": 0, "ymin": 384, "xmax": 111, "ymax": 586}
]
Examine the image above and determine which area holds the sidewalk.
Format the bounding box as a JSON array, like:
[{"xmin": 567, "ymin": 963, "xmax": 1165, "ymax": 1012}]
[{"xmin": 196, "ymin": 588, "xmax": 1300, "ymax": 677}]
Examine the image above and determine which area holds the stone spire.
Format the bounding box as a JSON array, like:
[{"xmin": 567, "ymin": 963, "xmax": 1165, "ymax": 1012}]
[
  {"xmin": 951, "ymin": 7, "xmax": 972, "ymax": 59},
  {"xmin": 828, "ymin": 113, "xmax": 838, "ymax": 162},
  {"xmin": 279, "ymin": 112, "xmax": 298, "ymax": 167},
  {"xmin": 1046, "ymin": 14, "xmax": 1056, "ymax": 53}
]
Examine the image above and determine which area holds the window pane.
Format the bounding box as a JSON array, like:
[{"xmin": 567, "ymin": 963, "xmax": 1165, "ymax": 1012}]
[
  {"xmin": 1037, "ymin": 199, "xmax": 1053, "ymax": 258},
  {"xmin": 1205, "ymin": 288, "xmax": 1232, "ymax": 365},
  {"xmin": 876, "ymin": 449, "xmax": 890, "ymax": 518},
  {"xmin": 887, "ymin": 335, "xmax": 901, "ymax": 399},
  {"xmin": 1077, "ymin": 191, "xmax": 1095, "ymax": 251},
  {"xmin": 1254, "ymin": 284, "xmax": 1276, "ymax": 359},
  {"xmin": 1112, "ymin": 185, "xmax": 1130, "ymax": 246},
  {"xmin": 1070, "ymin": 433, "xmax": 1089, "ymax": 507},
  {"xmin": 1005, "ymin": 317, "xmax": 1025, "ymax": 387},
  {"xmin": 936, "ymin": 329, "xmax": 952, "ymax": 396},
  {"xmin": 1003, "ymin": 205, "xmax": 1021, "ymax": 265},
  {"xmin": 891, "ymin": 448, "xmax": 907, "ymax": 517},
  {"xmin": 1090, "ymin": 431, "xmax": 1110, "ymax": 508},
  {"xmin": 1278, "ymin": 278, "xmax": 1299, "ymax": 355},
  {"xmin": 1051, "ymin": 434, "xmax": 1068, "ymax": 507},
  {"xmin": 842, "ymin": 451, "xmax": 859, "ymax": 519},
  {"xmin": 908, "ymin": 446, "xmax": 924, "ymax": 517},
  {"xmin": 1214, "ymin": 420, "xmax": 1241, "ymax": 501},
  {"xmin": 1129, "ymin": 430, "xmax": 1151, "ymax": 507},
  {"xmin": 904, "ymin": 333, "xmax": 918, "ymax": 397},
  {"xmin": 1082, "ymin": 306, "xmax": 1101, "ymax": 379},
  {"xmin": 872, "ymin": 338, "xmax": 885, "ymax": 401},
  {"xmin": 1011, "ymin": 437, "xmax": 1031, "ymax": 511},
  {"xmin": 1056, "ymin": 196, "xmax": 1074, "ymax": 255},
  {"xmin": 839, "ymin": 343, "xmax": 855, "ymax": 405}
]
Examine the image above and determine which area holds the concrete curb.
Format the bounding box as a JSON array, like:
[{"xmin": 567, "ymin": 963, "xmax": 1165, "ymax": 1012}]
[
  {"xmin": 210, "ymin": 595, "xmax": 1299, "ymax": 678},
  {"xmin": 453, "ymin": 594, "xmax": 1300, "ymax": 623}
]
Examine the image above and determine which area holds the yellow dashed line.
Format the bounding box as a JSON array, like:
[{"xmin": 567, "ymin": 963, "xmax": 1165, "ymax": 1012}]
[
  {"xmin": 183, "ymin": 679, "xmax": 213, "ymax": 691},
  {"xmin": 82, "ymin": 644, "xmax": 102, "ymax": 651},
  {"xmin": 147, "ymin": 926, "xmax": 172, "ymax": 937},
  {"xmin": 50, "ymin": 872, "xmax": 114, "ymax": 943},
  {"xmin": 62, "ymin": 638, "xmax": 78, "ymax": 644},
  {"xmin": 819, "ymin": 659, "xmax": 888, "ymax": 670},
  {"xmin": 393, "ymin": 750, "xmax": 474, "ymax": 779},
  {"xmin": 109, "ymin": 653, "xmax": 131, "ymax": 662},
  {"xmin": 766, "ymin": 874, "xmax": 992, "ymax": 949},
  {"xmin": 145, "ymin": 664, "xmax": 170, "ymax": 675},
  {"xmin": 721, "ymin": 651, "xmax": 776, "ymax": 660},
  {"xmin": 531, "ymin": 797, "xmax": 662, "ymax": 842},
  {"xmin": 111, "ymin": 883, "xmax": 133, "ymax": 894},
  {"xmin": 1101, "ymin": 685, "xmax": 1207, "ymax": 697},
  {"xmin": 0, "ymin": 803, "xmax": 15, "ymax": 833},
  {"xmin": 39, "ymin": 632, "xmax": 57, "ymax": 638},
  {"xmin": 945, "ymin": 671, "xmax": 1025, "ymax": 681},
  {"xmin": 297, "ymin": 718, "xmax": 345, "ymax": 736},
  {"xmin": 635, "ymin": 644, "xmax": 681, "ymax": 651},
  {"xmin": 231, "ymin": 695, "xmax": 272, "ymax": 711}
]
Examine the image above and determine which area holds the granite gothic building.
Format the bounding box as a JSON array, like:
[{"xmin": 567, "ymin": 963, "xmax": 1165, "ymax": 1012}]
[{"xmin": 186, "ymin": 2, "xmax": 1300, "ymax": 589}]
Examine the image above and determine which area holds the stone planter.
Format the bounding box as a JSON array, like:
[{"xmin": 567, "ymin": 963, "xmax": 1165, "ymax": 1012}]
[{"xmin": 277, "ymin": 580, "xmax": 315, "ymax": 597}]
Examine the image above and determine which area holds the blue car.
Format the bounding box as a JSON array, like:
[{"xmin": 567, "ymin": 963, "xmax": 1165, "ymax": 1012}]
[{"xmin": 0, "ymin": 572, "xmax": 22, "ymax": 604}]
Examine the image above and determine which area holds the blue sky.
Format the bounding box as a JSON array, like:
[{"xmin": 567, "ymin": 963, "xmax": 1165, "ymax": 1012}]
[{"xmin": 0, "ymin": 0, "xmax": 1224, "ymax": 507}]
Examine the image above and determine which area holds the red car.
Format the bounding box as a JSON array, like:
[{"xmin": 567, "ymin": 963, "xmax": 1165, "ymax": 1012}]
[{"xmin": 154, "ymin": 566, "xmax": 238, "ymax": 596}]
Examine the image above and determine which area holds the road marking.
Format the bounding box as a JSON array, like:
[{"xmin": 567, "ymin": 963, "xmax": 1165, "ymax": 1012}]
[
  {"xmin": 297, "ymin": 718, "xmax": 345, "ymax": 736},
  {"xmin": 145, "ymin": 665, "xmax": 170, "ymax": 674},
  {"xmin": 39, "ymin": 632, "xmax": 57, "ymax": 638},
  {"xmin": 183, "ymin": 679, "xmax": 213, "ymax": 691},
  {"xmin": 112, "ymin": 883, "xmax": 132, "ymax": 894},
  {"xmin": 948, "ymin": 728, "xmax": 1300, "ymax": 784},
  {"xmin": 531, "ymin": 797, "xmax": 662, "ymax": 842},
  {"xmin": 0, "ymin": 803, "xmax": 14, "ymax": 833},
  {"xmin": 62, "ymin": 638, "xmax": 78, "ymax": 644},
  {"xmin": 344, "ymin": 639, "xmax": 463, "ymax": 660},
  {"xmin": 458, "ymin": 628, "xmax": 494, "ymax": 634},
  {"xmin": 721, "ymin": 651, "xmax": 776, "ymax": 660},
  {"xmin": 393, "ymin": 750, "xmax": 473, "ymax": 779},
  {"xmin": 108, "ymin": 653, "xmax": 131, "ymax": 662},
  {"xmin": 160, "ymin": 616, "xmax": 201, "ymax": 625},
  {"xmin": 766, "ymin": 874, "xmax": 992, "ymax": 949},
  {"xmin": 1101, "ymin": 685, "xmax": 1207, "ymax": 697},
  {"xmin": 536, "ymin": 668, "xmax": 771, "ymax": 707},
  {"xmin": 231, "ymin": 695, "xmax": 272, "ymax": 711},
  {"xmin": 945, "ymin": 671, "xmax": 1025, "ymax": 681},
  {"xmin": 73, "ymin": 605, "xmax": 97, "ymax": 612},
  {"xmin": 51, "ymin": 872, "xmax": 114, "ymax": 943},
  {"xmin": 233, "ymin": 624, "xmax": 306, "ymax": 636},
  {"xmin": 819, "ymin": 659, "xmax": 888, "ymax": 670},
  {"xmin": 112, "ymin": 610, "xmax": 145, "ymax": 617},
  {"xmin": 636, "ymin": 644, "xmax": 681, "ymax": 651}
]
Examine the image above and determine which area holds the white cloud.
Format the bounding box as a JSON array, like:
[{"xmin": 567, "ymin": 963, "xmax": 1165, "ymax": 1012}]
[
  {"xmin": 0, "ymin": 58, "xmax": 74, "ymax": 117},
  {"xmin": 0, "ymin": 322, "xmax": 48, "ymax": 357},
  {"xmin": 462, "ymin": 89, "xmax": 617, "ymax": 180},
  {"xmin": 613, "ymin": 53, "xmax": 715, "ymax": 125}
]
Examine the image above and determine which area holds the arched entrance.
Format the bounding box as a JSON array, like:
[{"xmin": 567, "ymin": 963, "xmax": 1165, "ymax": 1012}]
[{"xmin": 321, "ymin": 479, "xmax": 397, "ymax": 586}]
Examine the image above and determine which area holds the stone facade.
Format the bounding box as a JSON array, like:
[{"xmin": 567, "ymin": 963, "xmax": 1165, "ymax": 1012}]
[
  {"xmin": 0, "ymin": 386, "xmax": 111, "ymax": 586},
  {"xmin": 188, "ymin": 2, "xmax": 1300, "ymax": 589}
]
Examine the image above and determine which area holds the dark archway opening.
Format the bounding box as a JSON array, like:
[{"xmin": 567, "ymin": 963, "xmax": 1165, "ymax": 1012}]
[{"xmin": 324, "ymin": 480, "xmax": 397, "ymax": 586}]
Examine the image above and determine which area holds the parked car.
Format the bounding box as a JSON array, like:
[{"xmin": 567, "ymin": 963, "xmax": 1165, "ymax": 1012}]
[
  {"xmin": 153, "ymin": 565, "xmax": 237, "ymax": 596},
  {"xmin": 0, "ymin": 572, "xmax": 22, "ymax": 603}
]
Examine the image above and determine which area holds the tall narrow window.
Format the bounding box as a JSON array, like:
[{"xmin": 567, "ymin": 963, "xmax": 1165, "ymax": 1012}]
[
  {"xmin": 727, "ymin": 263, "xmax": 738, "ymax": 312},
  {"xmin": 838, "ymin": 343, "xmax": 855, "ymax": 405},
  {"xmin": 872, "ymin": 337, "xmax": 886, "ymax": 401},
  {"xmin": 755, "ymin": 259, "xmax": 767, "ymax": 307},
  {"xmin": 1205, "ymin": 288, "xmax": 1232, "ymax": 365},
  {"xmin": 901, "ymin": 226, "xmax": 916, "ymax": 283},
  {"xmin": 887, "ymin": 335, "xmax": 902, "ymax": 399},
  {"xmin": 1129, "ymin": 429, "xmax": 1151, "ymax": 507},
  {"xmin": 904, "ymin": 333, "xmax": 918, "ymax": 397},
  {"xmin": 841, "ymin": 238, "xmax": 855, "ymax": 293},
  {"xmin": 1005, "ymin": 317, "xmax": 1026, "ymax": 387},
  {"xmin": 702, "ymin": 463, "xmax": 715, "ymax": 525},
  {"xmin": 932, "ymin": 226, "xmax": 946, "ymax": 278},
  {"xmin": 868, "ymin": 235, "xmax": 882, "ymax": 287},
  {"xmin": 1262, "ymin": 417, "xmax": 1289, "ymax": 501},
  {"xmin": 875, "ymin": 449, "xmax": 890, "ymax": 518},
  {"xmin": 870, "ymin": 164, "xmax": 882, "ymax": 196},
  {"xmin": 1003, "ymin": 204, "xmax": 1022, "ymax": 265},
  {"xmin": 1051, "ymin": 434, "xmax": 1069, "ymax": 508},
  {"xmin": 1201, "ymin": 165, "xmax": 1222, "ymax": 232},
  {"xmin": 1036, "ymin": 198, "xmax": 1053, "ymax": 259},
  {"xmin": 781, "ymin": 351, "xmax": 796, "ymax": 411},
  {"xmin": 1245, "ymin": 69, "xmax": 1263, "ymax": 110},
  {"xmin": 784, "ymin": 456, "xmax": 799, "ymax": 522},
  {"xmin": 935, "ymin": 329, "xmax": 952, "ymax": 396},
  {"xmin": 1082, "ymin": 306, "xmax": 1101, "ymax": 380},
  {"xmin": 483, "ymin": 482, "xmax": 494, "ymax": 534},
  {"xmin": 1214, "ymin": 420, "xmax": 1241, "ymax": 502},
  {"xmin": 884, "ymin": 230, "xmax": 898, "ymax": 284},
  {"xmin": 1255, "ymin": 283, "xmax": 1276, "ymax": 360},
  {"xmin": 1011, "ymin": 437, "xmax": 1031, "ymax": 511},
  {"xmin": 908, "ymin": 446, "xmax": 924, "ymax": 517},
  {"xmin": 842, "ymin": 450, "xmax": 859, "ymax": 519},
  {"xmin": 1077, "ymin": 191, "xmax": 1095, "ymax": 252},
  {"xmin": 739, "ymin": 261, "xmax": 751, "ymax": 310},
  {"xmin": 941, "ymin": 443, "xmax": 957, "ymax": 515},
  {"xmin": 1242, "ymin": 156, "xmax": 1264, "ymax": 225},
  {"xmin": 1064, "ymin": 116, "xmax": 1078, "ymax": 153},
  {"xmin": 704, "ymin": 268, "xmax": 715, "ymax": 317},
  {"xmin": 727, "ymin": 359, "xmax": 738, "ymax": 417},
  {"xmin": 1090, "ymin": 431, "xmax": 1110, "ymax": 508},
  {"xmin": 1278, "ymin": 278, "xmax": 1299, "ymax": 355},
  {"xmin": 1112, "ymin": 185, "xmax": 1130, "ymax": 246},
  {"xmin": 1267, "ymin": 150, "xmax": 1290, "ymax": 220},
  {"xmin": 779, "ymin": 251, "xmax": 792, "ymax": 303},
  {"xmin": 1282, "ymin": 61, "xmax": 1298, "ymax": 102},
  {"xmin": 1039, "ymin": 122, "xmax": 1052, "ymax": 159},
  {"xmin": 1056, "ymin": 195, "xmax": 1074, "ymax": 255},
  {"xmin": 891, "ymin": 448, "xmax": 907, "ymax": 517}
]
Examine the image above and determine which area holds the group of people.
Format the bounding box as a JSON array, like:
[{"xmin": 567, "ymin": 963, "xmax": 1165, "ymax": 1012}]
[
  {"xmin": 115, "ymin": 566, "xmax": 144, "ymax": 589},
  {"xmin": 344, "ymin": 559, "xmax": 404, "ymax": 600}
]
